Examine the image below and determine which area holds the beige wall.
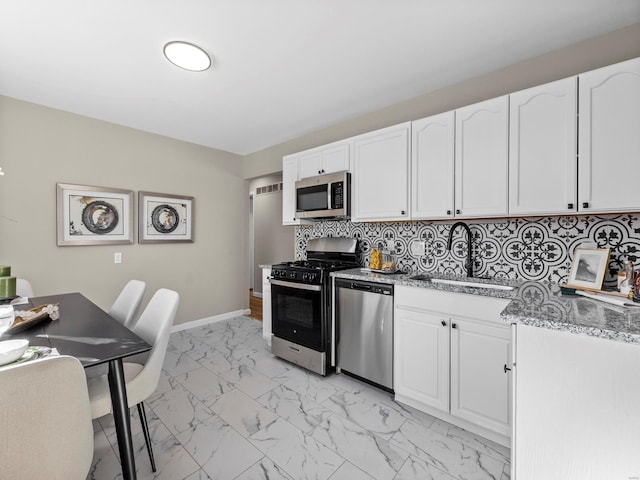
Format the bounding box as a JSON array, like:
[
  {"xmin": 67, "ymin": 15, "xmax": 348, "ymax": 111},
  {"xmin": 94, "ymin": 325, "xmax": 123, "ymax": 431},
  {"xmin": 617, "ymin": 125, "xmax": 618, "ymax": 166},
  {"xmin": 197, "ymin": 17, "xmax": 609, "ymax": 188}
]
[
  {"xmin": 248, "ymin": 174, "xmax": 295, "ymax": 293},
  {"xmin": 0, "ymin": 96, "xmax": 245, "ymax": 325},
  {"xmin": 243, "ymin": 22, "xmax": 640, "ymax": 179}
]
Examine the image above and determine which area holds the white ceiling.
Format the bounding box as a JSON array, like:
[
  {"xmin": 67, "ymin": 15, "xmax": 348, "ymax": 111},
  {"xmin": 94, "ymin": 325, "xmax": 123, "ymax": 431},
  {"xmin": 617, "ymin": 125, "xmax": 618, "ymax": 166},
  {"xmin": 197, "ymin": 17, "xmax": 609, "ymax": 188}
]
[{"xmin": 1, "ymin": 1, "xmax": 639, "ymax": 156}]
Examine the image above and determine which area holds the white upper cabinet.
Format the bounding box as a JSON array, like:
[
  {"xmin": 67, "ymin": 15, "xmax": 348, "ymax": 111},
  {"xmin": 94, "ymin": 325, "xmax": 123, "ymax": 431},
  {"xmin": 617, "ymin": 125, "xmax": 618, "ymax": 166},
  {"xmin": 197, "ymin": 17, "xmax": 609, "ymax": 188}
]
[
  {"xmin": 411, "ymin": 111, "xmax": 455, "ymax": 220},
  {"xmin": 282, "ymin": 155, "xmax": 310, "ymax": 225},
  {"xmin": 509, "ymin": 78, "xmax": 577, "ymax": 215},
  {"xmin": 578, "ymin": 57, "xmax": 640, "ymax": 213},
  {"xmin": 455, "ymin": 96, "xmax": 509, "ymax": 218},
  {"xmin": 297, "ymin": 141, "xmax": 350, "ymax": 180},
  {"xmin": 352, "ymin": 122, "xmax": 411, "ymax": 222}
]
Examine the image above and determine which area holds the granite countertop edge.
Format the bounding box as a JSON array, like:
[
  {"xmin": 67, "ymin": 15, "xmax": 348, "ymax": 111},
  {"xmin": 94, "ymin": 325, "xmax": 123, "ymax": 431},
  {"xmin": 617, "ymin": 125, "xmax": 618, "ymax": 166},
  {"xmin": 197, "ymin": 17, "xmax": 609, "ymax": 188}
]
[{"xmin": 331, "ymin": 268, "xmax": 640, "ymax": 345}]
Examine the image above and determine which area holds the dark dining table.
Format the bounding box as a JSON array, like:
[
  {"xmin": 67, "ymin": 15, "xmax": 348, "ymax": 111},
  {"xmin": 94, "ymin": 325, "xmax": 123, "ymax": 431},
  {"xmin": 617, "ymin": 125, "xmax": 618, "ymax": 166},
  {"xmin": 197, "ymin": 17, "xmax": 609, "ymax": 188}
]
[{"xmin": 7, "ymin": 292, "xmax": 151, "ymax": 480}]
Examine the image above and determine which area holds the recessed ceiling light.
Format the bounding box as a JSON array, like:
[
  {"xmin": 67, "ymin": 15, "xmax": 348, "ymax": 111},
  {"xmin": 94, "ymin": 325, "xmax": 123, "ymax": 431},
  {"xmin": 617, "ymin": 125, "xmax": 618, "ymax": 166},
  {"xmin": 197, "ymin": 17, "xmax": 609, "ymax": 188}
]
[{"xmin": 163, "ymin": 41, "xmax": 211, "ymax": 72}]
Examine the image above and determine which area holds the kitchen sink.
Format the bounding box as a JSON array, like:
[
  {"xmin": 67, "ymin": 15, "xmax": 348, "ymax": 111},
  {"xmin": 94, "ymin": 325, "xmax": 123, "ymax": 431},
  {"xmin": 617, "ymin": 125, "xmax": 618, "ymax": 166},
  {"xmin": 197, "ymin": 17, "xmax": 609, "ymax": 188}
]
[
  {"xmin": 431, "ymin": 278, "xmax": 514, "ymax": 291},
  {"xmin": 409, "ymin": 273, "xmax": 432, "ymax": 281},
  {"xmin": 409, "ymin": 274, "xmax": 515, "ymax": 291}
]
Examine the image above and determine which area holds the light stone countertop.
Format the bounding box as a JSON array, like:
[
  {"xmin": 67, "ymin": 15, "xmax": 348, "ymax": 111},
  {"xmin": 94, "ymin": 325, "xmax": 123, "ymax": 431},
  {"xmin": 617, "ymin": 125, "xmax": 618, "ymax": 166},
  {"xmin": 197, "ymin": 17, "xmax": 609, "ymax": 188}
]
[{"xmin": 331, "ymin": 268, "xmax": 640, "ymax": 345}]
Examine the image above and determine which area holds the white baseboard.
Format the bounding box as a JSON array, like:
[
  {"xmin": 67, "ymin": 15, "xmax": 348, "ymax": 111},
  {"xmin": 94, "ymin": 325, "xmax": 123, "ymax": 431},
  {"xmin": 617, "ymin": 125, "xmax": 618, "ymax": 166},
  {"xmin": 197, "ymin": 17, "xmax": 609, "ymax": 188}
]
[
  {"xmin": 171, "ymin": 308, "xmax": 252, "ymax": 333},
  {"xmin": 252, "ymin": 291, "xmax": 263, "ymax": 298}
]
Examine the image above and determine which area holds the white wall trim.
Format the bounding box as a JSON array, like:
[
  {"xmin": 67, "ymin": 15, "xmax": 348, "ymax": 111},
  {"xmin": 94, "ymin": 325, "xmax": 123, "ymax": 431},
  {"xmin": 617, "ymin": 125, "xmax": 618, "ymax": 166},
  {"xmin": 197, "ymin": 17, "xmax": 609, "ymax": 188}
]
[{"xmin": 171, "ymin": 308, "xmax": 252, "ymax": 333}]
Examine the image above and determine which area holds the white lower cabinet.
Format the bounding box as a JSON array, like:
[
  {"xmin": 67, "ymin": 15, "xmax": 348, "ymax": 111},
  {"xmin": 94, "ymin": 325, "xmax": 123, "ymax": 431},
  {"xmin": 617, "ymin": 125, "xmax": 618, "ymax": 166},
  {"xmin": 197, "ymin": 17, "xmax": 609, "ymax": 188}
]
[
  {"xmin": 394, "ymin": 285, "xmax": 511, "ymax": 446},
  {"xmin": 394, "ymin": 307, "xmax": 450, "ymax": 412},
  {"xmin": 262, "ymin": 267, "xmax": 272, "ymax": 344},
  {"xmin": 450, "ymin": 318, "xmax": 511, "ymax": 437}
]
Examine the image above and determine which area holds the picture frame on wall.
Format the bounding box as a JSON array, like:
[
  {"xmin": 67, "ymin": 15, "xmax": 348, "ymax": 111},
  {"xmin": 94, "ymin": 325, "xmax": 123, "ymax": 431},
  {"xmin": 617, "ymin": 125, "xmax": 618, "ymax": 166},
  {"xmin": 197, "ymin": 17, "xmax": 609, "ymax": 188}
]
[
  {"xmin": 566, "ymin": 247, "xmax": 610, "ymax": 290},
  {"xmin": 56, "ymin": 183, "xmax": 134, "ymax": 246},
  {"xmin": 138, "ymin": 191, "xmax": 194, "ymax": 244}
]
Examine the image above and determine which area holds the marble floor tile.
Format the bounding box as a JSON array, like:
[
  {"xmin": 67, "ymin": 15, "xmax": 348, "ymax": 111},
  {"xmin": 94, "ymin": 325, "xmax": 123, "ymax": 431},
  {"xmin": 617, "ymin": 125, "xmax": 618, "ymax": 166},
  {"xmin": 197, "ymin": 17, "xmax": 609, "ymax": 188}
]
[
  {"xmin": 429, "ymin": 418, "xmax": 510, "ymax": 465},
  {"xmin": 174, "ymin": 366, "xmax": 234, "ymax": 404},
  {"xmin": 272, "ymin": 367, "xmax": 341, "ymax": 404},
  {"xmin": 240, "ymin": 348, "xmax": 294, "ymax": 378},
  {"xmin": 249, "ymin": 418, "xmax": 344, "ymax": 480},
  {"xmin": 321, "ymin": 390, "xmax": 406, "ymax": 440},
  {"xmin": 257, "ymin": 384, "xmax": 333, "ymax": 434},
  {"xmin": 196, "ymin": 346, "xmax": 246, "ymax": 375},
  {"xmin": 502, "ymin": 463, "xmax": 512, "ymax": 480},
  {"xmin": 390, "ymin": 420, "xmax": 505, "ymax": 480},
  {"xmin": 233, "ymin": 457, "xmax": 294, "ymax": 480},
  {"xmin": 90, "ymin": 316, "xmax": 511, "ymax": 480},
  {"xmin": 327, "ymin": 461, "xmax": 376, "ymax": 480},
  {"xmin": 208, "ymin": 387, "xmax": 279, "ymax": 437},
  {"xmin": 394, "ymin": 455, "xmax": 457, "ymax": 480},
  {"xmin": 169, "ymin": 331, "xmax": 208, "ymax": 354},
  {"xmin": 146, "ymin": 382, "xmax": 213, "ymax": 435},
  {"xmin": 87, "ymin": 426, "xmax": 122, "ymax": 480},
  {"xmin": 311, "ymin": 413, "xmax": 409, "ymax": 480},
  {"xmin": 218, "ymin": 364, "xmax": 279, "ymax": 399},
  {"xmin": 176, "ymin": 414, "xmax": 264, "ymax": 480},
  {"xmin": 183, "ymin": 470, "xmax": 213, "ymax": 480},
  {"xmin": 162, "ymin": 348, "xmax": 202, "ymax": 377}
]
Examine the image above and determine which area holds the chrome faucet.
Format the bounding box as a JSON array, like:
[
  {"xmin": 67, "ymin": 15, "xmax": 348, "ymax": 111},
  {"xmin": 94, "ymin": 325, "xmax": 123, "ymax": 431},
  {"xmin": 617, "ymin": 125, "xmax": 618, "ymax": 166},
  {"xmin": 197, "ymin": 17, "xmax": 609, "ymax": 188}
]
[{"xmin": 446, "ymin": 221, "xmax": 474, "ymax": 278}]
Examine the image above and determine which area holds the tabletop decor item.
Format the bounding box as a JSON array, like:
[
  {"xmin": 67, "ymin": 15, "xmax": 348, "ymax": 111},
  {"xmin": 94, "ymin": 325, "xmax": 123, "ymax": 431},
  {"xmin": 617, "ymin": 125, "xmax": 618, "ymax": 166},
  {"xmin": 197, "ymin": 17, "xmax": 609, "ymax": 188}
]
[
  {"xmin": 0, "ymin": 265, "xmax": 16, "ymax": 300},
  {"xmin": 56, "ymin": 183, "xmax": 134, "ymax": 246},
  {"xmin": 138, "ymin": 191, "xmax": 194, "ymax": 243},
  {"xmin": 0, "ymin": 339, "xmax": 29, "ymax": 366},
  {"xmin": 566, "ymin": 247, "xmax": 610, "ymax": 290},
  {"xmin": 4, "ymin": 304, "xmax": 60, "ymax": 335}
]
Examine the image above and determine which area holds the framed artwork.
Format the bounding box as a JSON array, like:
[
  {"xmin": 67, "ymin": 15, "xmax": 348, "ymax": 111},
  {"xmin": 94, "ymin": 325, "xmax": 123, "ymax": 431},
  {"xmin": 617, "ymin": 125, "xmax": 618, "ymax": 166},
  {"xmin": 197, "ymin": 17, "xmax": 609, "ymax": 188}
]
[
  {"xmin": 56, "ymin": 183, "xmax": 133, "ymax": 246},
  {"xmin": 138, "ymin": 191, "xmax": 194, "ymax": 244},
  {"xmin": 566, "ymin": 247, "xmax": 610, "ymax": 290}
]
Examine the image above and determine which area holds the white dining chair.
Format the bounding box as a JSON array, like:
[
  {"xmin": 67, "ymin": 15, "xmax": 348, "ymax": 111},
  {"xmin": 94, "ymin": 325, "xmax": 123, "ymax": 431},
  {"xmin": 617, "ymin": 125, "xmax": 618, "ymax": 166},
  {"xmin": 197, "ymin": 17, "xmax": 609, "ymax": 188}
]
[
  {"xmin": 16, "ymin": 278, "xmax": 34, "ymax": 298},
  {"xmin": 0, "ymin": 355, "xmax": 94, "ymax": 480},
  {"xmin": 109, "ymin": 279, "xmax": 147, "ymax": 328},
  {"xmin": 87, "ymin": 288, "xmax": 179, "ymax": 472}
]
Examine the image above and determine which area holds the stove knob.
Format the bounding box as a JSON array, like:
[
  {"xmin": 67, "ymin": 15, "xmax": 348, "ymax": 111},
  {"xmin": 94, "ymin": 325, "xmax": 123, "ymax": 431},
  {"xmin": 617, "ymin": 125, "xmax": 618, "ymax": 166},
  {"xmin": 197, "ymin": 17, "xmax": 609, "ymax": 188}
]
[
  {"xmin": 290, "ymin": 272, "xmax": 296, "ymax": 279},
  {"xmin": 302, "ymin": 273, "xmax": 308, "ymax": 281}
]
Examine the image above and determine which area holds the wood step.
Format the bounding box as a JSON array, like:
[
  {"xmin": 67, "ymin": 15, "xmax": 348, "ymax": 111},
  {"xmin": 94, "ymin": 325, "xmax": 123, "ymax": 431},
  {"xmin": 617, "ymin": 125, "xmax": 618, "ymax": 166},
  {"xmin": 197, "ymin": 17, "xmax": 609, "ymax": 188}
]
[{"xmin": 249, "ymin": 289, "xmax": 263, "ymax": 321}]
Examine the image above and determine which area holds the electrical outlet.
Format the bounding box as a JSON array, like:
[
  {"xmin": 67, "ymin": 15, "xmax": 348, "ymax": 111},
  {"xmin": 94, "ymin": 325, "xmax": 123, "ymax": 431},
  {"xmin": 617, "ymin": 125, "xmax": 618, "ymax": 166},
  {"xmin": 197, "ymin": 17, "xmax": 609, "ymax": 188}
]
[
  {"xmin": 114, "ymin": 252, "xmax": 122, "ymax": 264},
  {"xmin": 386, "ymin": 239, "xmax": 395, "ymax": 251}
]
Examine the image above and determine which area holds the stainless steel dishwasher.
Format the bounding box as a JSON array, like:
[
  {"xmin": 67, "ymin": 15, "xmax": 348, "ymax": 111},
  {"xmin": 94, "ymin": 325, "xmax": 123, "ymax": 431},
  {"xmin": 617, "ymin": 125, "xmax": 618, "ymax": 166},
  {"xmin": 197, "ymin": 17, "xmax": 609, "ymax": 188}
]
[{"xmin": 335, "ymin": 278, "xmax": 393, "ymax": 391}]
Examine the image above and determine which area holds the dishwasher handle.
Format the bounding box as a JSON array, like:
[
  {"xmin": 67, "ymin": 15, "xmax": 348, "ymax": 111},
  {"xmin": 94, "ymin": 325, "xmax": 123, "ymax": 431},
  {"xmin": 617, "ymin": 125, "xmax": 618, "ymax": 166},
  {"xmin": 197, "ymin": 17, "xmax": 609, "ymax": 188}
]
[{"xmin": 335, "ymin": 278, "xmax": 393, "ymax": 296}]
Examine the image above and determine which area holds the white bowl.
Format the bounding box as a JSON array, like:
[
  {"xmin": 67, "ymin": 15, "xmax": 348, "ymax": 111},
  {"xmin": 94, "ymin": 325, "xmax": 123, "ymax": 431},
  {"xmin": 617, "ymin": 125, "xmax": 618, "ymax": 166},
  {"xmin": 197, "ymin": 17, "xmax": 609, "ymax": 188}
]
[{"xmin": 0, "ymin": 339, "xmax": 29, "ymax": 366}]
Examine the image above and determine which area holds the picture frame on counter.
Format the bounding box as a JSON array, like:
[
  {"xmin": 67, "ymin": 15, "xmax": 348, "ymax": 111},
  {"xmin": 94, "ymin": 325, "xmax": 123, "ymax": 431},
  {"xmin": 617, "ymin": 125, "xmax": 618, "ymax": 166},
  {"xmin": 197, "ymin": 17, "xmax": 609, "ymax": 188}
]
[
  {"xmin": 138, "ymin": 191, "xmax": 194, "ymax": 244},
  {"xmin": 56, "ymin": 183, "xmax": 134, "ymax": 246},
  {"xmin": 566, "ymin": 247, "xmax": 610, "ymax": 290}
]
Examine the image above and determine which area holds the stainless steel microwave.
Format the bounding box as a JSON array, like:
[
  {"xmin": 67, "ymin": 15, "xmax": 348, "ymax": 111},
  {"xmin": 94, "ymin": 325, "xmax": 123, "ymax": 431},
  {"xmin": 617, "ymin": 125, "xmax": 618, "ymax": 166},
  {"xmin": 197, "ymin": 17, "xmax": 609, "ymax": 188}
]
[{"xmin": 295, "ymin": 171, "xmax": 350, "ymax": 220}]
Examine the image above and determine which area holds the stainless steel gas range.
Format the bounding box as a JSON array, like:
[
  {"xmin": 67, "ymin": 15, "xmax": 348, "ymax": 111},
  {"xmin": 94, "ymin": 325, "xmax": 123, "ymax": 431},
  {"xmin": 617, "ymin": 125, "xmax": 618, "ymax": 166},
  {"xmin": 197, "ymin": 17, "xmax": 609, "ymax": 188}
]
[{"xmin": 269, "ymin": 237, "xmax": 358, "ymax": 376}]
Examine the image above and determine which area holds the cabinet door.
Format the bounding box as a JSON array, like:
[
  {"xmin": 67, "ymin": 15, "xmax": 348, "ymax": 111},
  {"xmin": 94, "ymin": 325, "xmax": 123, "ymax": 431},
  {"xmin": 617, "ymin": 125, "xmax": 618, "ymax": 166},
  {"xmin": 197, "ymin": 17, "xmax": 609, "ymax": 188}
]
[
  {"xmin": 297, "ymin": 141, "xmax": 350, "ymax": 179},
  {"xmin": 455, "ymin": 96, "xmax": 509, "ymax": 218},
  {"xmin": 578, "ymin": 57, "xmax": 640, "ymax": 213},
  {"xmin": 321, "ymin": 142, "xmax": 350, "ymax": 174},
  {"xmin": 509, "ymin": 78, "xmax": 577, "ymax": 215},
  {"xmin": 450, "ymin": 318, "xmax": 511, "ymax": 436},
  {"xmin": 411, "ymin": 111, "xmax": 455, "ymax": 220},
  {"xmin": 262, "ymin": 268, "xmax": 272, "ymax": 343},
  {"xmin": 394, "ymin": 307, "xmax": 450, "ymax": 413},
  {"xmin": 352, "ymin": 123, "xmax": 410, "ymax": 222},
  {"xmin": 297, "ymin": 151, "xmax": 324, "ymax": 180},
  {"xmin": 282, "ymin": 156, "xmax": 310, "ymax": 225}
]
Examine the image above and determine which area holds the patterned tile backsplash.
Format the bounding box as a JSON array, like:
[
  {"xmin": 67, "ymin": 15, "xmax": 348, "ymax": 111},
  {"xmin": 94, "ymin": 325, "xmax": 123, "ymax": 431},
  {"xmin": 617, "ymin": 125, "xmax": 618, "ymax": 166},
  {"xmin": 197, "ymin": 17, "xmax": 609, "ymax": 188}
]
[{"xmin": 295, "ymin": 214, "xmax": 640, "ymax": 288}]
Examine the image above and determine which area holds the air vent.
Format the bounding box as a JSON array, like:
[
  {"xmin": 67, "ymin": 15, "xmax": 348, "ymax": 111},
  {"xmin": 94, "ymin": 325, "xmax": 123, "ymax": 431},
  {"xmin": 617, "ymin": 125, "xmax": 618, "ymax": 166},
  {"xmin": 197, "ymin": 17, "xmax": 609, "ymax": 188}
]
[{"xmin": 256, "ymin": 183, "xmax": 282, "ymax": 195}]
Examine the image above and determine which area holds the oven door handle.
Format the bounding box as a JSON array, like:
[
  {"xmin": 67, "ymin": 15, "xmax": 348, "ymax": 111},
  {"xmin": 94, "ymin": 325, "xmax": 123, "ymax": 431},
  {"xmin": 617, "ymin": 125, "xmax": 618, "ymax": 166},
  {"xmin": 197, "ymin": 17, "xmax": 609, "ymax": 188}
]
[{"xmin": 269, "ymin": 278, "xmax": 322, "ymax": 292}]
